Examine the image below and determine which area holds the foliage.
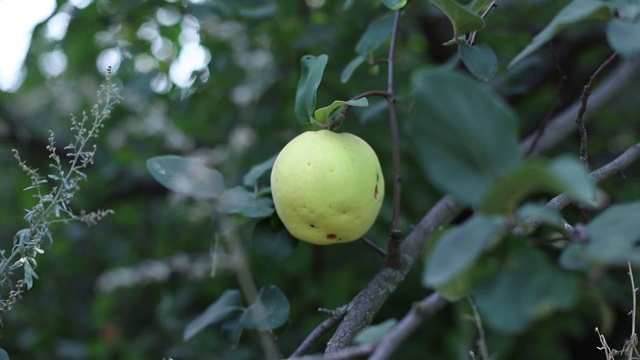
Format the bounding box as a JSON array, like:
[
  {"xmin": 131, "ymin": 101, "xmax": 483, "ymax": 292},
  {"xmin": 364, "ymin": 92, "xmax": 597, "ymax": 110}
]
[
  {"xmin": 0, "ymin": 71, "xmax": 119, "ymax": 328},
  {"xmin": 0, "ymin": 0, "xmax": 639, "ymax": 359}
]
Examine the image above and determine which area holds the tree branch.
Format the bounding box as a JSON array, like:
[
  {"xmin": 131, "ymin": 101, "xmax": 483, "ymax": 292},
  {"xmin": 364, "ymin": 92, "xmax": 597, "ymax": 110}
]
[
  {"xmin": 545, "ymin": 143, "xmax": 640, "ymax": 212},
  {"xmin": 322, "ymin": 60, "xmax": 639, "ymax": 357},
  {"xmin": 290, "ymin": 311, "xmax": 347, "ymax": 357},
  {"xmin": 384, "ymin": 9, "xmax": 404, "ymax": 269},
  {"xmin": 576, "ymin": 52, "xmax": 619, "ymax": 166},
  {"xmin": 521, "ymin": 60, "xmax": 639, "ymax": 156},
  {"xmin": 369, "ymin": 292, "xmax": 447, "ymax": 360},
  {"xmin": 325, "ymin": 141, "xmax": 640, "ymax": 359}
]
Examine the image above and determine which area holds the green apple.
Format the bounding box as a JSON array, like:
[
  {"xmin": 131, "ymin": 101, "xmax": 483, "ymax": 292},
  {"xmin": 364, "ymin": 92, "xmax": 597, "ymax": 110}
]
[{"xmin": 270, "ymin": 130, "xmax": 384, "ymax": 245}]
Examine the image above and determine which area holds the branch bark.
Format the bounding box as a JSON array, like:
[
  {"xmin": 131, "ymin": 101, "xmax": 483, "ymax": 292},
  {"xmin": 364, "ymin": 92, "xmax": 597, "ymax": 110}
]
[{"xmin": 323, "ymin": 60, "xmax": 639, "ymax": 356}]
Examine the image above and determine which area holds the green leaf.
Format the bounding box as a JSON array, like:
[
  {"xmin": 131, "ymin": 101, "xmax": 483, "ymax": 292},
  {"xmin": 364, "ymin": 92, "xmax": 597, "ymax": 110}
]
[
  {"xmin": 243, "ymin": 155, "xmax": 276, "ymax": 188},
  {"xmin": 459, "ymin": 42, "xmax": 498, "ymax": 81},
  {"xmin": 612, "ymin": 1, "xmax": 640, "ymax": 21},
  {"xmin": 294, "ymin": 54, "xmax": 328, "ymax": 124},
  {"xmin": 479, "ymin": 156, "xmax": 596, "ymax": 214},
  {"xmin": 547, "ymin": 155, "xmax": 597, "ymax": 206},
  {"xmin": 410, "ymin": 69, "xmax": 521, "ymax": 206},
  {"xmin": 183, "ymin": 289, "xmax": 243, "ymax": 341},
  {"xmin": 561, "ymin": 201, "xmax": 640, "ymax": 267},
  {"xmin": 147, "ymin": 155, "xmax": 225, "ymax": 200},
  {"xmin": 383, "ymin": 0, "xmax": 407, "ymax": 10},
  {"xmin": 433, "ymin": 258, "xmax": 498, "ymax": 301},
  {"xmin": 465, "ymin": 0, "xmax": 494, "ymax": 14},
  {"xmin": 606, "ymin": 19, "xmax": 640, "ymax": 58},
  {"xmin": 340, "ymin": 55, "xmax": 366, "ymax": 83},
  {"xmin": 354, "ymin": 319, "xmax": 398, "ymax": 344},
  {"xmin": 252, "ymin": 215, "xmax": 298, "ymax": 267},
  {"xmin": 428, "ymin": 0, "xmax": 485, "ymax": 43},
  {"xmin": 220, "ymin": 315, "xmax": 244, "ymax": 348},
  {"xmin": 355, "ymin": 13, "xmax": 395, "ymax": 55},
  {"xmin": 239, "ymin": 285, "xmax": 290, "ymax": 330},
  {"xmin": 424, "ymin": 215, "xmax": 504, "ymax": 287},
  {"xmin": 314, "ymin": 98, "xmax": 369, "ymax": 124},
  {"xmin": 217, "ymin": 186, "xmax": 273, "ymax": 218},
  {"xmin": 509, "ymin": 0, "xmax": 609, "ymax": 67},
  {"xmin": 474, "ymin": 246, "xmax": 580, "ymax": 334},
  {"xmin": 516, "ymin": 202, "xmax": 565, "ymax": 229}
]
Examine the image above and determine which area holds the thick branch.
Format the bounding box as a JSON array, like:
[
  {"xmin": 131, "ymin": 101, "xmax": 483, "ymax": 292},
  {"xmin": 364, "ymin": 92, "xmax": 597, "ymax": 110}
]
[
  {"xmin": 323, "ymin": 60, "xmax": 639, "ymax": 356},
  {"xmin": 325, "ymin": 196, "xmax": 462, "ymax": 353},
  {"xmin": 372, "ymin": 143, "xmax": 640, "ymax": 359}
]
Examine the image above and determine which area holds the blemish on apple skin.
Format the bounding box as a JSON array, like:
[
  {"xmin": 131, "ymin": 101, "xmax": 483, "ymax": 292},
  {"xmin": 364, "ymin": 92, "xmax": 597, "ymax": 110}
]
[
  {"xmin": 374, "ymin": 174, "xmax": 379, "ymax": 199},
  {"xmin": 310, "ymin": 224, "xmax": 315, "ymax": 228},
  {"xmin": 326, "ymin": 234, "xmax": 337, "ymax": 240}
]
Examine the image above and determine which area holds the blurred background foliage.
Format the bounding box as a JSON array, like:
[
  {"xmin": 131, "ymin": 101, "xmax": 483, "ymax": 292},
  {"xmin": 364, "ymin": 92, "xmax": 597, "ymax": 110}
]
[{"xmin": 0, "ymin": 0, "xmax": 639, "ymax": 359}]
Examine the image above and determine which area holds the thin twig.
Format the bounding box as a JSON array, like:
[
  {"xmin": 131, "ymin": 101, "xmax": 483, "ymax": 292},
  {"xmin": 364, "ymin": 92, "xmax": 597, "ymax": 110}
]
[
  {"xmin": 468, "ymin": 297, "xmax": 490, "ymax": 360},
  {"xmin": 361, "ymin": 237, "xmax": 387, "ymax": 258},
  {"xmin": 626, "ymin": 262, "xmax": 638, "ymax": 360},
  {"xmin": 290, "ymin": 311, "xmax": 347, "ymax": 357},
  {"xmin": 516, "ymin": 143, "xmax": 640, "ymax": 234},
  {"xmin": 328, "ymin": 90, "xmax": 390, "ymax": 130},
  {"xmin": 384, "ymin": 8, "xmax": 404, "ymax": 269},
  {"xmin": 369, "ymin": 293, "xmax": 448, "ymax": 360},
  {"xmin": 576, "ymin": 52, "xmax": 619, "ymax": 166},
  {"xmin": 521, "ymin": 61, "xmax": 638, "ymax": 156},
  {"xmin": 526, "ymin": 42, "xmax": 566, "ymax": 157},
  {"xmin": 467, "ymin": 0, "xmax": 498, "ymax": 45}
]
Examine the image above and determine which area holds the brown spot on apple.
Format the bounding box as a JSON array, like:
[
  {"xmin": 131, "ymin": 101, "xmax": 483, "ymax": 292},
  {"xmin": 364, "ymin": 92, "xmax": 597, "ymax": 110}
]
[{"xmin": 326, "ymin": 234, "xmax": 337, "ymax": 240}]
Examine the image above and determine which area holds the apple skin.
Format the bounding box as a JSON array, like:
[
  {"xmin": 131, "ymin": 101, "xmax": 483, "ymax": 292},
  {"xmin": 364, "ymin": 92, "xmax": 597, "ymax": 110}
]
[{"xmin": 270, "ymin": 130, "xmax": 384, "ymax": 245}]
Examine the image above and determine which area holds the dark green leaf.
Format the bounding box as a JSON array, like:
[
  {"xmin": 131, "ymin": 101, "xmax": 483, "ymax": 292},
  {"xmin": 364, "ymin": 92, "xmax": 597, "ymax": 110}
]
[
  {"xmin": 146, "ymin": 155, "xmax": 225, "ymax": 200},
  {"xmin": 354, "ymin": 319, "xmax": 397, "ymax": 344},
  {"xmin": 183, "ymin": 289, "xmax": 243, "ymax": 341},
  {"xmin": 382, "ymin": 0, "xmax": 407, "ymax": 10},
  {"xmin": 465, "ymin": 0, "xmax": 494, "ymax": 14},
  {"xmin": 432, "ymin": 258, "xmax": 498, "ymax": 301},
  {"xmin": 516, "ymin": 202, "xmax": 565, "ymax": 229},
  {"xmin": 547, "ymin": 155, "xmax": 596, "ymax": 206},
  {"xmin": 480, "ymin": 160, "xmax": 557, "ymax": 214},
  {"xmin": 459, "ymin": 42, "xmax": 498, "ymax": 81},
  {"xmin": 341, "ymin": 55, "xmax": 366, "ymax": 83},
  {"xmin": 243, "ymin": 155, "xmax": 276, "ymax": 188},
  {"xmin": 424, "ymin": 215, "xmax": 504, "ymax": 287},
  {"xmin": 410, "ymin": 69, "xmax": 521, "ymax": 206},
  {"xmin": 428, "ymin": 0, "xmax": 485, "ymax": 43},
  {"xmin": 474, "ymin": 246, "xmax": 580, "ymax": 333},
  {"xmin": 355, "ymin": 14, "xmax": 395, "ymax": 55},
  {"xmin": 314, "ymin": 98, "xmax": 369, "ymax": 124},
  {"xmin": 509, "ymin": 0, "xmax": 609, "ymax": 67},
  {"xmin": 479, "ymin": 156, "xmax": 595, "ymax": 214},
  {"xmin": 217, "ymin": 186, "xmax": 274, "ymax": 218},
  {"xmin": 252, "ymin": 216, "xmax": 298, "ymax": 267},
  {"xmin": 294, "ymin": 54, "xmax": 328, "ymax": 124},
  {"xmin": 606, "ymin": 19, "xmax": 640, "ymax": 58},
  {"xmin": 562, "ymin": 201, "xmax": 640, "ymax": 267},
  {"xmin": 239, "ymin": 285, "xmax": 290, "ymax": 330}
]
